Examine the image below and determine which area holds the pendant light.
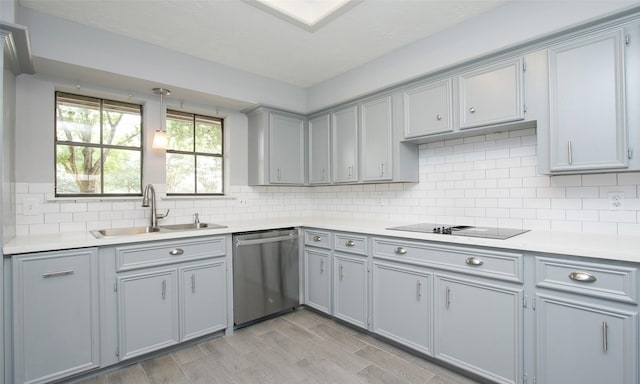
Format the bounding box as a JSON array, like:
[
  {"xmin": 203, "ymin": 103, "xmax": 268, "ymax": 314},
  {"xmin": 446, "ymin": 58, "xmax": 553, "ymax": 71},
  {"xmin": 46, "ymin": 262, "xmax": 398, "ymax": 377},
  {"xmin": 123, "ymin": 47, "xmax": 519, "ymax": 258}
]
[{"xmin": 151, "ymin": 87, "xmax": 171, "ymax": 149}]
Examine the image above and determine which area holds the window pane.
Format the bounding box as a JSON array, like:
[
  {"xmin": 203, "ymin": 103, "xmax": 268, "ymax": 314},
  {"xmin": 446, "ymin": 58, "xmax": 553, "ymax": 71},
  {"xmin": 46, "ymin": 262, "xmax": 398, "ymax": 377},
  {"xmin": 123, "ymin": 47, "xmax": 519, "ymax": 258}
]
[
  {"xmin": 195, "ymin": 119, "xmax": 222, "ymax": 154},
  {"xmin": 56, "ymin": 144, "xmax": 102, "ymax": 194},
  {"xmin": 197, "ymin": 156, "xmax": 223, "ymax": 194},
  {"xmin": 102, "ymin": 101, "xmax": 142, "ymax": 147},
  {"xmin": 56, "ymin": 96, "xmax": 101, "ymax": 144},
  {"xmin": 167, "ymin": 113, "xmax": 194, "ymax": 152},
  {"xmin": 166, "ymin": 153, "xmax": 195, "ymax": 193},
  {"xmin": 103, "ymin": 149, "xmax": 141, "ymax": 194}
]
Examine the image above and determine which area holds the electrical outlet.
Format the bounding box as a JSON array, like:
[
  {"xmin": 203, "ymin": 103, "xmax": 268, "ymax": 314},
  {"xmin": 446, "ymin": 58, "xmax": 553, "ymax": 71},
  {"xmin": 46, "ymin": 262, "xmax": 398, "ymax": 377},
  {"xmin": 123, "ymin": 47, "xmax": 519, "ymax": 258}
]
[
  {"xmin": 239, "ymin": 200, "xmax": 249, "ymax": 207},
  {"xmin": 23, "ymin": 198, "xmax": 39, "ymax": 215},
  {"xmin": 608, "ymin": 192, "xmax": 624, "ymax": 210},
  {"xmin": 375, "ymin": 193, "xmax": 384, "ymax": 206}
]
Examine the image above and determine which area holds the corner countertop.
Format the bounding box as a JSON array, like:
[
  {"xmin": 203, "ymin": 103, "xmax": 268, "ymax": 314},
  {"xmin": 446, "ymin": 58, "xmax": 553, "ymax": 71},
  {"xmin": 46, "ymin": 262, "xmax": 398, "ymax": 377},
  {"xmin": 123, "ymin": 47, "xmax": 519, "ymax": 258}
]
[{"xmin": 4, "ymin": 217, "xmax": 640, "ymax": 263}]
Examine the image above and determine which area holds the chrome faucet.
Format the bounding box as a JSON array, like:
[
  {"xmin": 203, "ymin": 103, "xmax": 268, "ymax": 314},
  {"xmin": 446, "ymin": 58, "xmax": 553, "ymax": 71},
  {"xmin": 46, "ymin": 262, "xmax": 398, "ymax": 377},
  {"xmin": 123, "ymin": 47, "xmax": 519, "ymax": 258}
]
[{"xmin": 142, "ymin": 184, "xmax": 169, "ymax": 228}]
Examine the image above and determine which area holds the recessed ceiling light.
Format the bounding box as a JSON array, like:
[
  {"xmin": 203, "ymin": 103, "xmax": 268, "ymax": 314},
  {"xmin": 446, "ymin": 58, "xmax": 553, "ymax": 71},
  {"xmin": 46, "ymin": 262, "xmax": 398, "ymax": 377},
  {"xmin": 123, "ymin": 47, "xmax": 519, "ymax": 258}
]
[{"xmin": 242, "ymin": 0, "xmax": 362, "ymax": 32}]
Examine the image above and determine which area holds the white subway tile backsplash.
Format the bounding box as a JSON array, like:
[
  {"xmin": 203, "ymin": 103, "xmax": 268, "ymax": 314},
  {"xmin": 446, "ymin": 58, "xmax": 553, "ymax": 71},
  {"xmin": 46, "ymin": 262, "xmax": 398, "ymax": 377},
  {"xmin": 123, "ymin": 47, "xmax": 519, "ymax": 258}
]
[
  {"xmin": 618, "ymin": 172, "xmax": 640, "ymax": 185},
  {"xmin": 582, "ymin": 173, "xmax": 617, "ymax": 186}
]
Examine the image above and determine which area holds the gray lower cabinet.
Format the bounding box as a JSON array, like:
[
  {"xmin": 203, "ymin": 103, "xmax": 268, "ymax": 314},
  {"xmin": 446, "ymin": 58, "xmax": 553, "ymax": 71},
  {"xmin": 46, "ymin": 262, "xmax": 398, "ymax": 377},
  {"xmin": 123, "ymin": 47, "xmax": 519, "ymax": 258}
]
[
  {"xmin": 434, "ymin": 274, "xmax": 523, "ymax": 384},
  {"xmin": 304, "ymin": 248, "xmax": 332, "ymax": 314},
  {"xmin": 372, "ymin": 261, "xmax": 432, "ymax": 355},
  {"xmin": 333, "ymin": 253, "xmax": 368, "ymax": 328},
  {"xmin": 12, "ymin": 248, "xmax": 100, "ymax": 384},
  {"xmin": 535, "ymin": 295, "xmax": 637, "ymax": 384}
]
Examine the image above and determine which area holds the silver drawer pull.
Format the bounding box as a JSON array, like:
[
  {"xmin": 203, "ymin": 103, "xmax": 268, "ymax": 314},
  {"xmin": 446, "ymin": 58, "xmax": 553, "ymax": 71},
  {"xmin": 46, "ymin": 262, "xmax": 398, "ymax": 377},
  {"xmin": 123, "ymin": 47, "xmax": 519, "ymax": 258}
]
[
  {"xmin": 436, "ymin": 114, "xmax": 442, "ymax": 121},
  {"xmin": 469, "ymin": 107, "xmax": 476, "ymax": 113},
  {"xmin": 465, "ymin": 257, "xmax": 483, "ymax": 266},
  {"xmin": 169, "ymin": 248, "xmax": 184, "ymax": 256},
  {"xmin": 569, "ymin": 272, "xmax": 597, "ymax": 283},
  {"xmin": 602, "ymin": 321, "xmax": 608, "ymax": 352},
  {"xmin": 313, "ymin": 235, "xmax": 322, "ymax": 242},
  {"xmin": 162, "ymin": 280, "xmax": 167, "ymax": 300},
  {"xmin": 394, "ymin": 247, "xmax": 407, "ymax": 255},
  {"xmin": 345, "ymin": 240, "xmax": 356, "ymax": 247},
  {"xmin": 42, "ymin": 270, "xmax": 74, "ymax": 278}
]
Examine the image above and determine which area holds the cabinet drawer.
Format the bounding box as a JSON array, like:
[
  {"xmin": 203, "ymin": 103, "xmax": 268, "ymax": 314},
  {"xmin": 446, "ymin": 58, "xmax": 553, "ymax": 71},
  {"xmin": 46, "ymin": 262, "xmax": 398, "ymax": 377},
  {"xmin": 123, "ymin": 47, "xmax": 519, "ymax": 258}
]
[
  {"xmin": 334, "ymin": 233, "xmax": 368, "ymax": 255},
  {"xmin": 373, "ymin": 237, "xmax": 523, "ymax": 283},
  {"xmin": 535, "ymin": 257, "xmax": 638, "ymax": 303},
  {"xmin": 304, "ymin": 230, "xmax": 331, "ymax": 249},
  {"xmin": 116, "ymin": 237, "xmax": 226, "ymax": 271}
]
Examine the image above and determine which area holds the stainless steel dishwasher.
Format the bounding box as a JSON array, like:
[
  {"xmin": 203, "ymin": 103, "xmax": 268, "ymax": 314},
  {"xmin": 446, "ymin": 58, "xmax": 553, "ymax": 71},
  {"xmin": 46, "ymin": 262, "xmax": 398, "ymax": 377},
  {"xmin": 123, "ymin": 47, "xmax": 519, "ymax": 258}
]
[{"xmin": 233, "ymin": 228, "xmax": 299, "ymax": 327}]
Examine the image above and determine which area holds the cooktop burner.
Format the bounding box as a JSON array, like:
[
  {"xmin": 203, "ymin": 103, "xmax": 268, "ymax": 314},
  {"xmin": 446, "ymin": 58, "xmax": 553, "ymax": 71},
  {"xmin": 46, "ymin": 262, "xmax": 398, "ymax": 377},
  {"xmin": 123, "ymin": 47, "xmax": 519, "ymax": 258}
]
[{"xmin": 387, "ymin": 223, "xmax": 530, "ymax": 240}]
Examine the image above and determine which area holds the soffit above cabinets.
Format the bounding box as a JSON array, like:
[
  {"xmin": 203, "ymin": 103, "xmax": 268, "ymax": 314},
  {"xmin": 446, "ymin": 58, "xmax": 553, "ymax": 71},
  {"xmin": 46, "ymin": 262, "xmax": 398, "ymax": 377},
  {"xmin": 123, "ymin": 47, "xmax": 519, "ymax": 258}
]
[{"xmin": 18, "ymin": 0, "xmax": 509, "ymax": 87}]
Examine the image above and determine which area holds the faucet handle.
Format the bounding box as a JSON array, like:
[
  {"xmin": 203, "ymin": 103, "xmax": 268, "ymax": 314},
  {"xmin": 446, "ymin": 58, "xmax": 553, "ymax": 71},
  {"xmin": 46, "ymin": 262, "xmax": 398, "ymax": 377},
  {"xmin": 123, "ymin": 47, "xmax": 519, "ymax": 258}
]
[
  {"xmin": 193, "ymin": 213, "xmax": 200, "ymax": 224},
  {"xmin": 156, "ymin": 209, "xmax": 170, "ymax": 219}
]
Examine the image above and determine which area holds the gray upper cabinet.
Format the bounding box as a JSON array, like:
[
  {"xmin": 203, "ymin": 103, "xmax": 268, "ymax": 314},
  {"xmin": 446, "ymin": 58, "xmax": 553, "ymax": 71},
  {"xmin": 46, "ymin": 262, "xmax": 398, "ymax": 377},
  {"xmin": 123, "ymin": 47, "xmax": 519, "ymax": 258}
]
[
  {"xmin": 361, "ymin": 96, "xmax": 393, "ymax": 182},
  {"xmin": 308, "ymin": 114, "xmax": 331, "ymax": 185},
  {"xmin": 332, "ymin": 105, "xmax": 359, "ymax": 183},
  {"xmin": 403, "ymin": 78, "xmax": 453, "ymax": 138},
  {"xmin": 547, "ymin": 29, "xmax": 628, "ymax": 172},
  {"xmin": 459, "ymin": 57, "xmax": 525, "ymax": 129},
  {"xmin": 247, "ymin": 107, "xmax": 306, "ymax": 185}
]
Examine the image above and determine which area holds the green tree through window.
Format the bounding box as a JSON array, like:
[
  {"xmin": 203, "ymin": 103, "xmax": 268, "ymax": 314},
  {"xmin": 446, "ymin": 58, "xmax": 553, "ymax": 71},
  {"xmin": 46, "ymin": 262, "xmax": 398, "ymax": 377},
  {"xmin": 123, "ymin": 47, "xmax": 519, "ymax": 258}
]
[
  {"xmin": 166, "ymin": 110, "xmax": 223, "ymax": 195},
  {"xmin": 55, "ymin": 92, "xmax": 143, "ymax": 196}
]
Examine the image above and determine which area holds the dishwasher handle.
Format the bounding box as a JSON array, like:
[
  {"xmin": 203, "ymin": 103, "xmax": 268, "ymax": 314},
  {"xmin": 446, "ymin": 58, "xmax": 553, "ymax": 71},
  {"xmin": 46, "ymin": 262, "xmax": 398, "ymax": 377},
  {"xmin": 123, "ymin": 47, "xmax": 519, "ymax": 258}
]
[{"xmin": 235, "ymin": 233, "xmax": 298, "ymax": 247}]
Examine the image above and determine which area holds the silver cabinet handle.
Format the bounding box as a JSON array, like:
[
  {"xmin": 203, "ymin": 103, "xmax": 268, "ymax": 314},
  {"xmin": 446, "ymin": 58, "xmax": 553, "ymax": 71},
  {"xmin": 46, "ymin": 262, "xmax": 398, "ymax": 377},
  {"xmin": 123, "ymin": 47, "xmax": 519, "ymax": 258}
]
[
  {"xmin": 465, "ymin": 257, "xmax": 484, "ymax": 266},
  {"xmin": 321, "ymin": 168, "xmax": 326, "ymax": 181},
  {"xmin": 42, "ymin": 270, "xmax": 74, "ymax": 278},
  {"xmin": 169, "ymin": 248, "xmax": 184, "ymax": 256},
  {"xmin": 345, "ymin": 240, "xmax": 356, "ymax": 247},
  {"xmin": 162, "ymin": 280, "xmax": 167, "ymax": 300},
  {"xmin": 569, "ymin": 272, "xmax": 597, "ymax": 283},
  {"xmin": 394, "ymin": 247, "xmax": 407, "ymax": 255},
  {"xmin": 416, "ymin": 280, "xmax": 422, "ymax": 301},
  {"xmin": 320, "ymin": 259, "xmax": 325, "ymax": 273},
  {"xmin": 568, "ymin": 141, "xmax": 573, "ymax": 165},
  {"xmin": 348, "ymin": 165, "xmax": 353, "ymax": 178},
  {"xmin": 469, "ymin": 107, "xmax": 476, "ymax": 113},
  {"xmin": 313, "ymin": 235, "xmax": 322, "ymax": 242},
  {"xmin": 380, "ymin": 162, "xmax": 385, "ymax": 177},
  {"xmin": 602, "ymin": 321, "xmax": 608, "ymax": 352},
  {"xmin": 191, "ymin": 274, "xmax": 196, "ymax": 293},
  {"xmin": 339, "ymin": 264, "xmax": 344, "ymax": 280},
  {"xmin": 445, "ymin": 287, "xmax": 451, "ymax": 309},
  {"xmin": 277, "ymin": 168, "xmax": 281, "ymax": 181},
  {"xmin": 436, "ymin": 114, "xmax": 442, "ymax": 121}
]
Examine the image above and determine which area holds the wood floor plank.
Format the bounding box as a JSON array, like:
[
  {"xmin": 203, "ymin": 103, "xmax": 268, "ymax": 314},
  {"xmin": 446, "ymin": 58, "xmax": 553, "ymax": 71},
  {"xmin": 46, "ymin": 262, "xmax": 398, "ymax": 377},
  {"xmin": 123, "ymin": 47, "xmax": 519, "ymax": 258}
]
[
  {"xmin": 140, "ymin": 354, "xmax": 188, "ymax": 384},
  {"xmin": 357, "ymin": 364, "xmax": 414, "ymax": 384},
  {"xmin": 309, "ymin": 322, "xmax": 368, "ymax": 352},
  {"xmin": 106, "ymin": 363, "xmax": 151, "ymax": 384},
  {"xmin": 355, "ymin": 345, "xmax": 437, "ymax": 384}
]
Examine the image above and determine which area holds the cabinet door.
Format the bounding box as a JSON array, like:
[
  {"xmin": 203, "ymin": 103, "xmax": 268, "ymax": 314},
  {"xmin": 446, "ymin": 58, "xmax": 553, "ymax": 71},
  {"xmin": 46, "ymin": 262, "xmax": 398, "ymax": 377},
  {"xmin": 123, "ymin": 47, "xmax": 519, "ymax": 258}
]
[
  {"xmin": 304, "ymin": 248, "xmax": 331, "ymax": 313},
  {"xmin": 333, "ymin": 253, "xmax": 368, "ymax": 328},
  {"xmin": 435, "ymin": 275, "xmax": 523, "ymax": 384},
  {"xmin": 269, "ymin": 113, "xmax": 305, "ymax": 184},
  {"xmin": 13, "ymin": 249, "xmax": 99, "ymax": 384},
  {"xmin": 372, "ymin": 262, "xmax": 432, "ymax": 355},
  {"xmin": 459, "ymin": 57, "xmax": 524, "ymax": 129},
  {"xmin": 361, "ymin": 96, "xmax": 393, "ymax": 181},
  {"xmin": 332, "ymin": 106, "xmax": 359, "ymax": 183},
  {"xmin": 404, "ymin": 79, "xmax": 453, "ymax": 138},
  {"xmin": 308, "ymin": 114, "xmax": 331, "ymax": 184},
  {"xmin": 180, "ymin": 260, "xmax": 227, "ymax": 341},
  {"xmin": 118, "ymin": 269, "xmax": 179, "ymax": 360},
  {"xmin": 536, "ymin": 295, "xmax": 637, "ymax": 384},
  {"xmin": 548, "ymin": 29, "xmax": 627, "ymax": 172}
]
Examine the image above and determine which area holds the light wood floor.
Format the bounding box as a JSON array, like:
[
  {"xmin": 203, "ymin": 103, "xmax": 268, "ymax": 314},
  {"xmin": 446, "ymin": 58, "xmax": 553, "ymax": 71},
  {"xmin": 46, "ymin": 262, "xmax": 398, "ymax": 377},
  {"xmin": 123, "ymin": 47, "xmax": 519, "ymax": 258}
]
[{"xmin": 81, "ymin": 309, "xmax": 482, "ymax": 384}]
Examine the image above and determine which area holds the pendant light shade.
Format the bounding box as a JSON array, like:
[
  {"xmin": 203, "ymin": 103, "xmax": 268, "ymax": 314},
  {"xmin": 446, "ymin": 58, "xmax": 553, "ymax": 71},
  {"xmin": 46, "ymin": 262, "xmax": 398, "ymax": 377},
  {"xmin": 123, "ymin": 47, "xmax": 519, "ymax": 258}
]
[{"xmin": 151, "ymin": 87, "xmax": 171, "ymax": 149}]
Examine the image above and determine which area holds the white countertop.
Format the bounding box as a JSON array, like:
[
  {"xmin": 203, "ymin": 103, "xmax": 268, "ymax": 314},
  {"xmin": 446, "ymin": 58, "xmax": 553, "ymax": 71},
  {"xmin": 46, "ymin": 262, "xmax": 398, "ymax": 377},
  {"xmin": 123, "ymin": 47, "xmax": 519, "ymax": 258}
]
[{"xmin": 4, "ymin": 217, "xmax": 640, "ymax": 263}]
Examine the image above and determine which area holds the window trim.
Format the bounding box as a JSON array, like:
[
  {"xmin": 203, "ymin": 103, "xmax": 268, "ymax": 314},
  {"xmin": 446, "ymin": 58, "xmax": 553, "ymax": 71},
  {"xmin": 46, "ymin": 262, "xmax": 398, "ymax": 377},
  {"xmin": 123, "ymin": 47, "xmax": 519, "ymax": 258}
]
[
  {"xmin": 54, "ymin": 91, "xmax": 144, "ymax": 197},
  {"xmin": 165, "ymin": 110, "xmax": 224, "ymax": 196}
]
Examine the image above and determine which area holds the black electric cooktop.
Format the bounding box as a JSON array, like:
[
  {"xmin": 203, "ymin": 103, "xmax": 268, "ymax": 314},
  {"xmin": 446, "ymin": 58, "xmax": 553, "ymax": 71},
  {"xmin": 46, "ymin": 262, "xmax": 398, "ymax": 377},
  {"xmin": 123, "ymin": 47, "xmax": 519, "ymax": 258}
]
[{"xmin": 387, "ymin": 223, "xmax": 530, "ymax": 240}]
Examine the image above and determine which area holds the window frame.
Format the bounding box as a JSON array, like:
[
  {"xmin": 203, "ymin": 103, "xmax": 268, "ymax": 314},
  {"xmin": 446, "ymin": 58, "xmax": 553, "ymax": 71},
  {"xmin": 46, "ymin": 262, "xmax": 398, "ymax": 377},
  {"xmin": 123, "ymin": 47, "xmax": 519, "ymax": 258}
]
[
  {"xmin": 54, "ymin": 91, "xmax": 144, "ymax": 197},
  {"xmin": 165, "ymin": 110, "xmax": 224, "ymax": 196}
]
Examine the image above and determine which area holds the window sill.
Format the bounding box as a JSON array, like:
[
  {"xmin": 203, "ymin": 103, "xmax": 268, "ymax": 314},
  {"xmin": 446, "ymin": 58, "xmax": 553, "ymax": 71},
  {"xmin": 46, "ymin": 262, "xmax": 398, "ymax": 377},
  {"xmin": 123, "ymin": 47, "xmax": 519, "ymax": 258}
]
[{"xmin": 48, "ymin": 195, "xmax": 235, "ymax": 203}]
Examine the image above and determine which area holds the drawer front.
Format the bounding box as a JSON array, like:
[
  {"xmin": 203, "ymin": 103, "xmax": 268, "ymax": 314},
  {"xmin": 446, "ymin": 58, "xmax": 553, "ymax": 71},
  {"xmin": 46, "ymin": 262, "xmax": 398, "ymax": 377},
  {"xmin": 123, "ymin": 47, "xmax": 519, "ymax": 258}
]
[
  {"xmin": 373, "ymin": 237, "xmax": 523, "ymax": 283},
  {"xmin": 535, "ymin": 257, "xmax": 638, "ymax": 303},
  {"xmin": 116, "ymin": 237, "xmax": 226, "ymax": 271},
  {"xmin": 334, "ymin": 232, "xmax": 368, "ymax": 255},
  {"xmin": 304, "ymin": 229, "xmax": 331, "ymax": 249}
]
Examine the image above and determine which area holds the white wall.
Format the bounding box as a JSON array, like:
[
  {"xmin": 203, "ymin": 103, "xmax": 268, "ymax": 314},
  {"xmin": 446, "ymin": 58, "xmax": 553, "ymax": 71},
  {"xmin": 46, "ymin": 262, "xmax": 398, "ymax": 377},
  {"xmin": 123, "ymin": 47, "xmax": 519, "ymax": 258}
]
[{"xmin": 307, "ymin": 0, "xmax": 640, "ymax": 112}]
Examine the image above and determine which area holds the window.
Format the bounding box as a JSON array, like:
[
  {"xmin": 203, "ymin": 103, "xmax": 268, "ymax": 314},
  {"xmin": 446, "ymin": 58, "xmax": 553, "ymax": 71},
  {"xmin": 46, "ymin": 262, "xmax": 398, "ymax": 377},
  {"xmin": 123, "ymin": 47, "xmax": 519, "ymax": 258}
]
[
  {"xmin": 55, "ymin": 92, "xmax": 143, "ymax": 196},
  {"xmin": 166, "ymin": 110, "xmax": 224, "ymax": 195}
]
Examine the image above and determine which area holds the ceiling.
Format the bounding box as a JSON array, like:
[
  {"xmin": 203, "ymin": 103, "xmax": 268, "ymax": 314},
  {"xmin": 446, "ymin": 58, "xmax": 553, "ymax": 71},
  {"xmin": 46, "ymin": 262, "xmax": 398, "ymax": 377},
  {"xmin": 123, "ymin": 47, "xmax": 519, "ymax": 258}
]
[{"xmin": 18, "ymin": 0, "xmax": 510, "ymax": 88}]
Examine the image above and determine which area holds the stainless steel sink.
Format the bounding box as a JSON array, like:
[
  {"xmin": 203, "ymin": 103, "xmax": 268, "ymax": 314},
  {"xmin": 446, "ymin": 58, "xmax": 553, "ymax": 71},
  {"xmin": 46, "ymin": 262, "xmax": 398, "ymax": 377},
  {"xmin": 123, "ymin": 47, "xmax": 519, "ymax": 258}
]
[{"xmin": 90, "ymin": 222, "xmax": 227, "ymax": 238}]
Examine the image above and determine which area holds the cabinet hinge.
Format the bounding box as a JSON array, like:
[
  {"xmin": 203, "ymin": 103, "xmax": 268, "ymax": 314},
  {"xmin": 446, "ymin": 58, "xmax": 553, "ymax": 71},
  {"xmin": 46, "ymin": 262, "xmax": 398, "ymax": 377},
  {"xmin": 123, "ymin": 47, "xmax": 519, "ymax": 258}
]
[
  {"xmin": 628, "ymin": 147, "xmax": 634, "ymax": 160},
  {"xmin": 522, "ymin": 63, "xmax": 527, "ymax": 72},
  {"xmin": 532, "ymin": 296, "xmax": 536, "ymax": 311},
  {"xmin": 115, "ymin": 347, "xmax": 119, "ymax": 357},
  {"xmin": 113, "ymin": 282, "xmax": 118, "ymax": 292},
  {"xmin": 523, "ymin": 295, "xmax": 528, "ymax": 308},
  {"xmin": 626, "ymin": 34, "xmax": 631, "ymax": 46},
  {"xmin": 523, "ymin": 105, "xmax": 527, "ymax": 114}
]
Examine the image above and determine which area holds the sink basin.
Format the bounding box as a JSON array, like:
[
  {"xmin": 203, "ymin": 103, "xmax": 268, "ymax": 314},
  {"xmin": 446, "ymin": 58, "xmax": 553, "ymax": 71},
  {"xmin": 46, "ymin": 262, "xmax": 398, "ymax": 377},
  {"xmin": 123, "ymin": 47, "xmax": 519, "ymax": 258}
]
[
  {"xmin": 160, "ymin": 223, "xmax": 227, "ymax": 231},
  {"xmin": 91, "ymin": 226, "xmax": 161, "ymax": 238},
  {"xmin": 90, "ymin": 222, "xmax": 227, "ymax": 238}
]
